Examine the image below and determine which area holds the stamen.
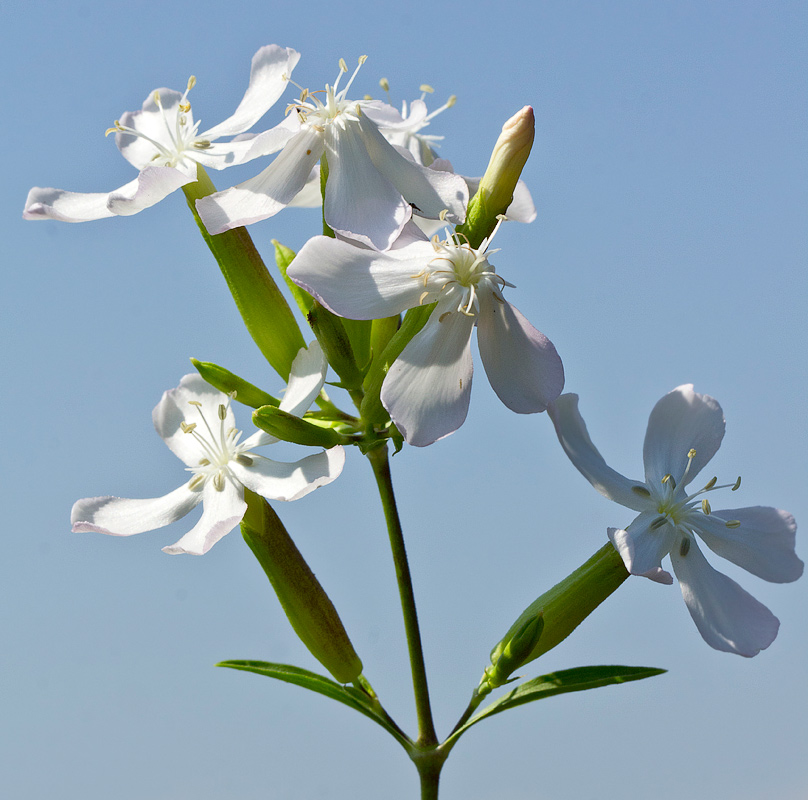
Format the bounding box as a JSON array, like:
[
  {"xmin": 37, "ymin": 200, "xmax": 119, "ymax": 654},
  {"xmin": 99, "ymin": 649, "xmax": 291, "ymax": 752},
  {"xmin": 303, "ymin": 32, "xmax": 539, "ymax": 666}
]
[
  {"xmin": 725, "ymin": 520, "xmax": 741, "ymax": 528},
  {"xmin": 702, "ymin": 498, "xmax": 711, "ymax": 515},
  {"xmin": 188, "ymin": 474, "xmax": 205, "ymax": 491},
  {"xmin": 732, "ymin": 476, "xmax": 741, "ymax": 491},
  {"xmin": 198, "ymin": 458, "xmax": 210, "ymax": 466},
  {"xmin": 420, "ymin": 84, "xmax": 435, "ymax": 94},
  {"xmin": 439, "ymin": 311, "xmax": 452, "ymax": 323},
  {"xmin": 632, "ymin": 485, "xmax": 651, "ymax": 497},
  {"xmin": 650, "ymin": 516, "xmax": 669, "ymax": 530},
  {"xmin": 687, "ymin": 448, "xmax": 697, "ymax": 459},
  {"xmin": 679, "ymin": 537, "xmax": 691, "ymax": 557},
  {"xmin": 338, "ymin": 58, "xmax": 348, "ymax": 73},
  {"xmin": 236, "ymin": 455, "xmax": 253, "ymax": 466},
  {"xmin": 446, "ymin": 95, "xmax": 457, "ymax": 108},
  {"xmin": 379, "ymin": 77, "xmax": 390, "ymax": 92},
  {"xmin": 218, "ymin": 403, "xmax": 227, "ymax": 421},
  {"xmin": 188, "ymin": 401, "xmax": 202, "ymax": 407},
  {"xmin": 703, "ymin": 476, "xmax": 717, "ymax": 490},
  {"xmin": 180, "ymin": 422, "xmax": 197, "ymax": 434},
  {"xmin": 213, "ymin": 472, "xmax": 225, "ymax": 492}
]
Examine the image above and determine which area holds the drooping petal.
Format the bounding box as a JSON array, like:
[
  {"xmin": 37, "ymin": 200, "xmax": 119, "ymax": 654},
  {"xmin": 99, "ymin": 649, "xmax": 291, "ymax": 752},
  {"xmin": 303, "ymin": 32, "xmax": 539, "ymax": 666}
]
[
  {"xmin": 279, "ymin": 341, "xmax": 328, "ymax": 417},
  {"xmin": 608, "ymin": 512, "xmax": 679, "ymax": 576},
  {"xmin": 196, "ymin": 127, "xmax": 324, "ymax": 234},
  {"xmin": 71, "ymin": 484, "xmax": 201, "ymax": 536},
  {"xmin": 324, "ymin": 121, "xmax": 410, "ymax": 250},
  {"xmin": 671, "ymin": 539, "xmax": 780, "ymax": 656},
  {"xmin": 643, "ymin": 384, "xmax": 725, "ymax": 489},
  {"xmin": 106, "ymin": 165, "xmax": 195, "ymax": 216},
  {"xmin": 115, "ymin": 90, "xmax": 185, "ymax": 169},
  {"xmin": 695, "ymin": 507, "xmax": 803, "ymax": 583},
  {"xmin": 381, "ymin": 311, "xmax": 475, "ymax": 446},
  {"xmin": 358, "ymin": 113, "xmax": 468, "ymax": 224},
  {"xmin": 287, "ymin": 165, "xmax": 322, "ymax": 208},
  {"xmin": 23, "ymin": 185, "xmax": 120, "ymax": 222},
  {"xmin": 477, "ymin": 298, "xmax": 564, "ymax": 414},
  {"xmin": 201, "ymin": 45, "xmax": 300, "ymax": 140},
  {"xmin": 162, "ymin": 479, "xmax": 247, "ymax": 555},
  {"xmin": 231, "ymin": 447, "xmax": 345, "ymax": 502},
  {"xmin": 153, "ymin": 373, "xmax": 235, "ymax": 466},
  {"xmin": 548, "ymin": 394, "xmax": 650, "ymax": 511},
  {"xmin": 288, "ymin": 235, "xmax": 433, "ymax": 319}
]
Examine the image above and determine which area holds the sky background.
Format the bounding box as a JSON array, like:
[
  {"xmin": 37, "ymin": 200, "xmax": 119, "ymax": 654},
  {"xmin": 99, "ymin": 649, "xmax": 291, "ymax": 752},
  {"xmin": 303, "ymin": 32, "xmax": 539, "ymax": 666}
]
[{"xmin": 3, "ymin": 1, "xmax": 807, "ymax": 798}]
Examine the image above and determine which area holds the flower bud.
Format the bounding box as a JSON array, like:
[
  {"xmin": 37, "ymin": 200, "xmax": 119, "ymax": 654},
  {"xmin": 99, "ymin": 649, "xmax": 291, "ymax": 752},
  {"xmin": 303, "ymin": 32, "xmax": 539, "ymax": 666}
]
[
  {"xmin": 481, "ymin": 613, "xmax": 545, "ymax": 693},
  {"xmin": 307, "ymin": 301, "xmax": 365, "ymax": 391},
  {"xmin": 252, "ymin": 405, "xmax": 347, "ymax": 448},
  {"xmin": 488, "ymin": 543, "xmax": 629, "ymax": 670},
  {"xmin": 241, "ymin": 490, "xmax": 363, "ymax": 684},
  {"xmin": 455, "ymin": 106, "xmax": 535, "ymax": 248},
  {"xmin": 190, "ymin": 359, "xmax": 279, "ymax": 409}
]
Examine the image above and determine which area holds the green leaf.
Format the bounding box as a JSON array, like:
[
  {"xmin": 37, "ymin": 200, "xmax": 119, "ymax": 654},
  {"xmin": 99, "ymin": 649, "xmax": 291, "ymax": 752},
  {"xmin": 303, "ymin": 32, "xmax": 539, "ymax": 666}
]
[
  {"xmin": 217, "ymin": 660, "xmax": 411, "ymax": 750},
  {"xmin": 448, "ymin": 665, "xmax": 665, "ymax": 745}
]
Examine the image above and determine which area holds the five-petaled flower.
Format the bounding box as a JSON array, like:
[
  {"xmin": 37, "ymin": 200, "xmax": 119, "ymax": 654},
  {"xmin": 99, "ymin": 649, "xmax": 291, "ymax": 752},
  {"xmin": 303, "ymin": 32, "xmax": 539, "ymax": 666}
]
[
  {"xmin": 24, "ymin": 45, "xmax": 299, "ymax": 222},
  {"xmin": 196, "ymin": 57, "xmax": 468, "ymax": 250},
  {"xmin": 71, "ymin": 343, "xmax": 344, "ymax": 555},
  {"xmin": 288, "ymin": 220, "xmax": 564, "ymax": 446},
  {"xmin": 549, "ymin": 384, "xmax": 803, "ymax": 656}
]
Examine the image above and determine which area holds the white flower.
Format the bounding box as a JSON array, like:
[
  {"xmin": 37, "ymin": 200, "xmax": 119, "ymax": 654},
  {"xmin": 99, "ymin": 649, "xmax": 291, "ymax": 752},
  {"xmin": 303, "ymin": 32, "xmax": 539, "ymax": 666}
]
[
  {"xmin": 71, "ymin": 344, "xmax": 344, "ymax": 555},
  {"xmin": 24, "ymin": 45, "xmax": 299, "ymax": 222},
  {"xmin": 288, "ymin": 221, "xmax": 564, "ymax": 446},
  {"xmin": 195, "ymin": 58, "xmax": 468, "ymax": 251},
  {"xmin": 549, "ymin": 385, "xmax": 803, "ymax": 656}
]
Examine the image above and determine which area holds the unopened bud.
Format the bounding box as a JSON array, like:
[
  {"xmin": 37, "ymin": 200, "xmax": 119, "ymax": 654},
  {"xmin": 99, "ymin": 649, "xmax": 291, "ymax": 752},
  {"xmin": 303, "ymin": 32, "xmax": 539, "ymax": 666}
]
[
  {"xmin": 481, "ymin": 613, "xmax": 544, "ymax": 692},
  {"xmin": 190, "ymin": 359, "xmax": 279, "ymax": 409},
  {"xmin": 252, "ymin": 405, "xmax": 347, "ymax": 448}
]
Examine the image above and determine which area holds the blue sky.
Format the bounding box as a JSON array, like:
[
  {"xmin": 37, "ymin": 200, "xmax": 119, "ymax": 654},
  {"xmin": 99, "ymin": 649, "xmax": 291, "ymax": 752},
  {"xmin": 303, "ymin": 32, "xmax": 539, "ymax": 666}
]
[{"xmin": 3, "ymin": 1, "xmax": 807, "ymax": 798}]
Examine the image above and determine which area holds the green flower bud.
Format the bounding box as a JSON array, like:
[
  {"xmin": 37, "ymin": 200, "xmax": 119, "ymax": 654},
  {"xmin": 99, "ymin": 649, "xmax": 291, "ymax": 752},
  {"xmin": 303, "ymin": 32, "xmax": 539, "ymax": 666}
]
[
  {"xmin": 307, "ymin": 301, "xmax": 365, "ymax": 391},
  {"xmin": 241, "ymin": 490, "xmax": 363, "ymax": 684},
  {"xmin": 489, "ymin": 543, "xmax": 629, "ymax": 669},
  {"xmin": 190, "ymin": 359, "xmax": 279, "ymax": 409},
  {"xmin": 252, "ymin": 405, "xmax": 347, "ymax": 448},
  {"xmin": 273, "ymin": 240, "xmax": 314, "ymax": 316},
  {"xmin": 482, "ymin": 613, "xmax": 545, "ymax": 692}
]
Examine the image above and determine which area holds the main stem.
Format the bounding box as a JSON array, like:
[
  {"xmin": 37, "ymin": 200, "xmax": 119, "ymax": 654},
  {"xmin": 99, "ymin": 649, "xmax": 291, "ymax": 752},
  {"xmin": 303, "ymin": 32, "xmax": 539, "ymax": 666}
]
[{"xmin": 367, "ymin": 445, "xmax": 438, "ymax": 749}]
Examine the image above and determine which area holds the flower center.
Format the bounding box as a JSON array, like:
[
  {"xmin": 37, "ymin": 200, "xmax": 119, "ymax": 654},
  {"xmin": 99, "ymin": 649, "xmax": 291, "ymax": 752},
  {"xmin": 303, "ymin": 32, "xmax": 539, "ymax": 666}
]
[
  {"xmin": 289, "ymin": 56, "xmax": 367, "ymax": 131},
  {"xmin": 181, "ymin": 395, "xmax": 254, "ymax": 492},
  {"xmin": 106, "ymin": 76, "xmax": 212, "ymax": 169}
]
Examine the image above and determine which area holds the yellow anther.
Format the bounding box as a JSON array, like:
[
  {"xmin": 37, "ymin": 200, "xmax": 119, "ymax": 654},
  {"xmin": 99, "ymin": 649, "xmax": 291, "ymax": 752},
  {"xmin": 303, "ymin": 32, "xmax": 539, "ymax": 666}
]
[
  {"xmin": 687, "ymin": 448, "xmax": 697, "ymax": 459},
  {"xmin": 188, "ymin": 474, "xmax": 206, "ymax": 491},
  {"xmin": 179, "ymin": 102, "xmax": 191, "ymax": 113},
  {"xmin": 358, "ymin": 55, "xmax": 368, "ymax": 65},
  {"xmin": 193, "ymin": 140, "xmax": 212, "ymax": 149},
  {"xmin": 379, "ymin": 77, "xmax": 390, "ymax": 92},
  {"xmin": 363, "ymin": 94, "xmax": 372, "ymax": 101},
  {"xmin": 339, "ymin": 58, "xmax": 348, "ymax": 73},
  {"xmin": 439, "ymin": 209, "xmax": 448, "ymax": 221},
  {"xmin": 213, "ymin": 472, "xmax": 225, "ymax": 492},
  {"xmin": 198, "ymin": 458, "xmax": 210, "ymax": 466},
  {"xmin": 447, "ymin": 94, "xmax": 457, "ymax": 108},
  {"xmin": 235, "ymin": 454, "xmax": 253, "ymax": 466},
  {"xmin": 732, "ymin": 476, "xmax": 742, "ymax": 491},
  {"xmin": 702, "ymin": 498, "xmax": 711, "ymax": 515},
  {"xmin": 725, "ymin": 520, "xmax": 741, "ymax": 529},
  {"xmin": 218, "ymin": 404, "xmax": 227, "ymax": 421},
  {"xmin": 418, "ymin": 291, "xmax": 430, "ymax": 305},
  {"xmin": 180, "ymin": 421, "xmax": 197, "ymax": 434},
  {"xmin": 104, "ymin": 125, "xmax": 120, "ymax": 137},
  {"xmin": 420, "ymin": 84, "xmax": 435, "ymax": 94},
  {"xmin": 680, "ymin": 537, "xmax": 691, "ymax": 557},
  {"xmin": 439, "ymin": 311, "xmax": 452, "ymax": 323},
  {"xmin": 704, "ymin": 476, "xmax": 717, "ymax": 490},
  {"xmin": 153, "ymin": 90, "xmax": 162, "ymax": 105},
  {"xmin": 187, "ymin": 75, "xmax": 197, "ymax": 91},
  {"xmin": 188, "ymin": 400, "xmax": 202, "ymax": 407},
  {"xmin": 632, "ymin": 485, "xmax": 651, "ymax": 497},
  {"xmin": 229, "ymin": 390, "xmax": 238, "ymax": 399}
]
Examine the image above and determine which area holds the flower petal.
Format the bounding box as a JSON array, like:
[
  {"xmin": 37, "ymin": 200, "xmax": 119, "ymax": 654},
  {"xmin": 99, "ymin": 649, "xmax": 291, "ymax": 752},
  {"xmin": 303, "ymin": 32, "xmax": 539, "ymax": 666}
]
[
  {"xmin": 608, "ymin": 512, "xmax": 679, "ymax": 575},
  {"xmin": 695, "ymin": 506, "xmax": 803, "ymax": 583},
  {"xmin": 358, "ymin": 113, "xmax": 468, "ymax": 224},
  {"xmin": 162, "ymin": 479, "xmax": 247, "ymax": 555},
  {"xmin": 477, "ymin": 298, "xmax": 564, "ymax": 414},
  {"xmin": 196, "ymin": 127, "xmax": 324, "ymax": 234},
  {"xmin": 288, "ymin": 235, "xmax": 433, "ymax": 319},
  {"xmin": 153, "ymin": 373, "xmax": 234, "ymax": 466},
  {"xmin": 106, "ymin": 165, "xmax": 195, "ymax": 216},
  {"xmin": 643, "ymin": 384, "xmax": 725, "ymax": 489},
  {"xmin": 24, "ymin": 183, "xmax": 133, "ymax": 222},
  {"xmin": 324, "ymin": 121, "xmax": 410, "ymax": 250},
  {"xmin": 71, "ymin": 484, "xmax": 201, "ymax": 536},
  {"xmin": 231, "ymin": 447, "xmax": 345, "ymax": 502},
  {"xmin": 548, "ymin": 394, "xmax": 650, "ymax": 511},
  {"xmin": 280, "ymin": 341, "xmax": 328, "ymax": 417},
  {"xmin": 381, "ymin": 311, "xmax": 475, "ymax": 446},
  {"xmin": 671, "ymin": 539, "xmax": 780, "ymax": 656},
  {"xmin": 201, "ymin": 45, "xmax": 300, "ymax": 140}
]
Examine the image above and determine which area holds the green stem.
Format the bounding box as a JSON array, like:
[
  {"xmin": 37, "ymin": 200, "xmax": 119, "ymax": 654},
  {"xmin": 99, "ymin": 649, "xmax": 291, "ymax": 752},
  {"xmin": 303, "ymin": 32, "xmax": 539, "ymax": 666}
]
[{"xmin": 366, "ymin": 444, "xmax": 438, "ymax": 747}]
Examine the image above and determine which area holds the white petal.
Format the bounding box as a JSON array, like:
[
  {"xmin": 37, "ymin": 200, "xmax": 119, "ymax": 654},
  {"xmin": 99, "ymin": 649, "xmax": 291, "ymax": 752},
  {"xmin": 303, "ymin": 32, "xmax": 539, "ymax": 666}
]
[
  {"xmin": 695, "ymin": 507, "xmax": 803, "ymax": 583},
  {"xmin": 381, "ymin": 312, "xmax": 475, "ymax": 446},
  {"xmin": 241, "ymin": 430, "xmax": 279, "ymax": 449},
  {"xmin": 71, "ymin": 484, "xmax": 201, "ymax": 536},
  {"xmin": 196, "ymin": 128, "xmax": 324, "ymax": 234},
  {"xmin": 608, "ymin": 512, "xmax": 678, "ymax": 575},
  {"xmin": 153, "ymin": 373, "xmax": 234, "ymax": 466},
  {"xmin": 280, "ymin": 341, "xmax": 327, "ymax": 417},
  {"xmin": 671, "ymin": 539, "xmax": 780, "ymax": 656},
  {"xmin": 201, "ymin": 45, "xmax": 300, "ymax": 140},
  {"xmin": 324, "ymin": 121, "xmax": 410, "ymax": 250},
  {"xmin": 358, "ymin": 113, "xmax": 468, "ymax": 224},
  {"xmin": 548, "ymin": 394, "xmax": 650, "ymax": 511},
  {"xmin": 107, "ymin": 165, "xmax": 194, "ymax": 216},
  {"xmin": 288, "ymin": 236, "xmax": 433, "ymax": 319},
  {"xmin": 23, "ymin": 185, "xmax": 119, "ymax": 222},
  {"xmin": 287, "ymin": 164, "xmax": 322, "ymax": 208},
  {"xmin": 643, "ymin": 384, "xmax": 725, "ymax": 488},
  {"xmin": 115, "ymin": 90, "xmax": 185, "ymax": 169},
  {"xmin": 162, "ymin": 479, "xmax": 247, "ymax": 555},
  {"xmin": 241, "ymin": 114, "xmax": 302, "ymax": 159},
  {"xmin": 477, "ymin": 298, "xmax": 564, "ymax": 413},
  {"xmin": 231, "ymin": 447, "xmax": 345, "ymax": 502}
]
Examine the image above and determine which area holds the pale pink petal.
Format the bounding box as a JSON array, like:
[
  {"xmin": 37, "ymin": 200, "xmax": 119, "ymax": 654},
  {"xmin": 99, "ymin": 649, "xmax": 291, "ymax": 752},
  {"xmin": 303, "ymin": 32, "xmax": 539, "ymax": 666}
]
[
  {"xmin": 477, "ymin": 298, "xmax": 564, "ymax": 414},
  {"xmin": 107, "ymin": 165, "xmax": 195, "ymax": 215},
  {"xmin": 695, "ymin": 507, "xmax": 803, "ymax": 583},
  {"xmin": 23, "ymin": 185, "xmax": 120, "ymax": 222},
  {"xmin": 196, "ymin": 128, "xmax": 324, "ymax": 234},
  {"xmin": 279, "ymin": 341, "xmax": 327, "ymax": 417},
  {"xmin": 324, "ymin": 121, "xmax": 410, "ymax": 250},
  {"xmin": 671, "ymin": 539, "xmax": 780, "ymax": 656},
  {"xmin": 71, "ymin": 484, "xmax": 201, "ymax": 536},
  {"xmin": 548, "ymin": 395, "xmax": 650, "ymax": 511},
  {"xmin": 162, "ymin": 479, "xmax": 247, "ymax": 555},
  {"xmin": 643, "ymin": 384, "xmax": 725, "ymax": 489},
  {"xmin": 231, "ymin": 447, "xmax": 345, "ymax": 502},
  {"xmin": 608, "ymin": 512, "xmax": 678, "ymax": 576},
  {"xmin": 381, "ymin": 312, "xmax": 475, "ymax": 447},
  {"xmin": 201, "ymin": 45, "xmax": 300, "ymax": 140},
  {"xmin": 289, "ymin": 236, "xmax": 433, "ymax": 319}
]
